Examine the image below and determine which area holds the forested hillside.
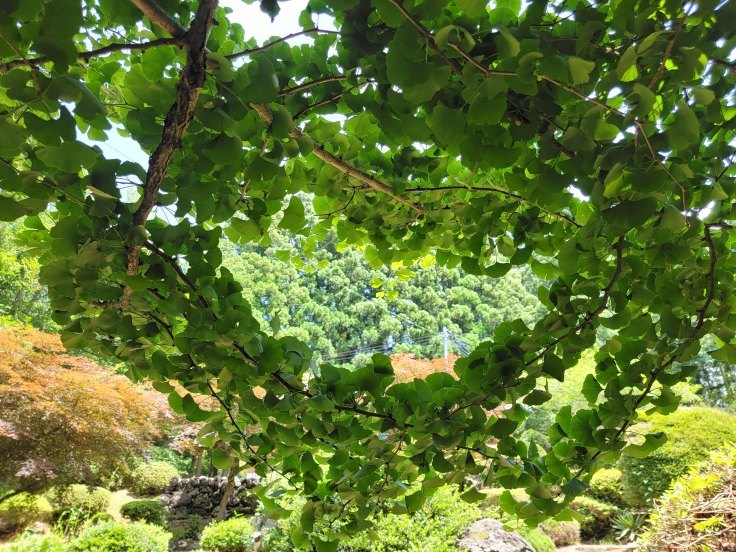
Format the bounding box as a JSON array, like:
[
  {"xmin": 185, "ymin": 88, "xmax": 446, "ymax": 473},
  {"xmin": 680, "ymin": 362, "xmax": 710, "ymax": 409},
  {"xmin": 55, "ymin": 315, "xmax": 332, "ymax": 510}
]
[{"xmin": 222, "ymin": 226, "xmax": 545, "ymax": 363}]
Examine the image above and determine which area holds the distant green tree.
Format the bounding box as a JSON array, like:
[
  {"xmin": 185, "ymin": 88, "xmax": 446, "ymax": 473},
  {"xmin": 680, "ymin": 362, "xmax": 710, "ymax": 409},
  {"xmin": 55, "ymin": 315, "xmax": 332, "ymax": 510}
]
[
  {"xmin": 0, "ymin": 223, "xmax": 54, "ymax": 330},
  {"xmin": 221, "ymin": 228, "xmax": 545, "ymax": 363}
]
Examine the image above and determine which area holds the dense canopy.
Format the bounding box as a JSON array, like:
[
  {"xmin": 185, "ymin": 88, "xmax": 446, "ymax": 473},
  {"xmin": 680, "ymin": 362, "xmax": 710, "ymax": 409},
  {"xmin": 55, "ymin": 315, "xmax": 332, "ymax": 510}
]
[{"xmin": 1, "ymin": 0, "xmax": 735, "ymax": 546}]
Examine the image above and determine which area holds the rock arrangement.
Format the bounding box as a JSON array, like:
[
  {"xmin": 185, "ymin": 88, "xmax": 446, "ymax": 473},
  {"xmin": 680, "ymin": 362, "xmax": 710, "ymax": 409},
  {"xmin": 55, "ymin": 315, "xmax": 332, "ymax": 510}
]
[
  {"xmin": 457, "ymin": 519, "xmax": 535, "ymax": 552},
  {"xmin": 162, "ymin": 474, "xmax": 260, "ymax": 521}
]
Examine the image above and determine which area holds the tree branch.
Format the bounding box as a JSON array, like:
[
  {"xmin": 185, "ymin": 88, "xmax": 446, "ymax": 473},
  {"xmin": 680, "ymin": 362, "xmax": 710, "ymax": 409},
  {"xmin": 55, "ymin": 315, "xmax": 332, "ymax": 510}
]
[
  {"xmin": 226, "ymin": 28, "xmax": 340, "ymax": 60},
  {"xmin": 130, "ymin": 0, "xmax": 187, "ymax": 37},
  {"xmin": 405, "ymin": 184, "xmax": 581, "ymax": 227},
  {"xmin": 387, "ymin": 0, "xmax": 462, "ymax": 75},
  {"xmin": 124, "ymin": 0, "xmax": 217, "ymax": 302},
  {"xmin": 250, "ymin": 102, "xmax": 425, "ymax": 215},
  {"xmin": 279, "ymin": 75, "xmax": 348, "ymax": 97}
]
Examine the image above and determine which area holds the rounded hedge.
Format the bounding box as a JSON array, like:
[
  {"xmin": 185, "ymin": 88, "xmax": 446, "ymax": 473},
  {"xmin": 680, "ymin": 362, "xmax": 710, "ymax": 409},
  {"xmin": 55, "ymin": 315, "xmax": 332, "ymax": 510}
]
[
  {"xmin": 519, "ymin": 528, "xmax": 555, "ymax": 552},
  {"xmin": 539, "ymin": 519, "xmax": 581, "ymax": 547},
  {"xmin": 639, "ymin": 443, "xmax": 736, "ymax": 550},
  {"xmin": 0, "ymin": 493, "xmax": 52, "ymax": 533},
  {"xmin": 588, "ymin": 468, "xmax": 625, "ymax": 507},
  {"xmin": 619, "ymin": 407, "xmax": 736, "ymax": 506},
  {"xmin": 129, "ymin": 461, "xmax": 178, "ymax": 496},
  {"xmin": 3, "ymin": 532, "xmax": 65, "ymax": 552},
  {"xmin": 71, "ymin": 521, "xmax": 171, "ymax": 552},
  {"xmin": 49, "ymin": 485, "xmax": 111, "ymax": 514},
  {"xmin": 200, "ymin": 516, "xmax": 255, "ymax": 552},
  {"xmin": 120, "ymin": 499, "xmax": 165, "ymax": 526},
  {"xmin": 570, "ymin": 496, "xmax": 619, "ymax": 541}
]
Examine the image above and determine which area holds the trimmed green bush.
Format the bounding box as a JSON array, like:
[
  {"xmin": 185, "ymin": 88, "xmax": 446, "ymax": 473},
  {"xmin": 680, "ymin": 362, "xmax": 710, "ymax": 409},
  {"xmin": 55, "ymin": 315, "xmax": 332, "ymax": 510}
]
[
  {"xmin": 519, "ymin": 528, "xmax": 556, "ymax": 552},
  {"xmin": 72, "ymin": 521, "xmax": 171, "ymax": 551},
  {"xmin": 639, "ymin": 443, "xmax": 736, "ymax": 550},
  {"xmin": 619, "ymin": 407, "xmax": 736, "ymax": 506},
  {"xmin": 483, "ymin": 487, "xmax": 529, "ymax": 510},
  {"xmin": 570, "ymin": 496, "xmax": 618, "ymax": 541},
  {"xmin": 120, "ymin": 499, "xmax": 165, "ymax": 525},
  {"xmin": 129, "ymin": 461, "xmax": 178, "ymax": 496},
  {"xmin": 588, "ymin": 468, "xmax": 625, "ymax": 506},
  {"xmin": 0, "ymin": 493, "xmax": 52, "ymax": 533},
  {"xmin": 540, "ymin": 518, "xmax": 580, "ymax": 546},
  {"xmin": 200, "ymin": 516, "xmax": 255, "ymax": 552},
  {"xmin": 3, "ymin": 532, "xmax": 65, "ymax": 552},
  {"xmin": 49, "ymin": 485, "xmax": 111, "ymax": 514}
]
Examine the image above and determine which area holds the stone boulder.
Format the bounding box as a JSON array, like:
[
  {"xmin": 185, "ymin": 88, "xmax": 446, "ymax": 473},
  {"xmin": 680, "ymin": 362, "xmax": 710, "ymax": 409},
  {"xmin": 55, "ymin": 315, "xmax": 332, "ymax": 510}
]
[
  {"xmin": 162, "ymin": 474, "xmax": 260, "ymax": 522},
  {"xmin": 457, "ymin": 519, "xmax": 534, "ymax": 552}
]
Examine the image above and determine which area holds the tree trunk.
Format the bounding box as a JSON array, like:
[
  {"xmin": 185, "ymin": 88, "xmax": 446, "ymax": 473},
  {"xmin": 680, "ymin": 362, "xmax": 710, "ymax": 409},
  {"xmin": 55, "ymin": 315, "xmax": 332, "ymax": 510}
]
[
  {"xmin": 215, "ymin": 466, "xmax": 241, "ymax": 521},
  {"xmin": 194, "ymin": 450, "xmax": 203, "ymax": 476}
]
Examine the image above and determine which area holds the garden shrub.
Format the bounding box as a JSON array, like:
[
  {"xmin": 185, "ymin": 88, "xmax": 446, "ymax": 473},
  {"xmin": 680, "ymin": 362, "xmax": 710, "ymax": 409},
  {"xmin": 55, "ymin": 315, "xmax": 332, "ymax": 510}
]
[
  {"xmin": 518, "ymin": 527, "xmax": 556, "ymax": 552},
  {"xmin": 49, "ymin": 485, "xmax": 111, "ymax": 514},
  {"xmin": 120, "ymin": 499, "xmax": 165, "ymax": 525},
  {"xmin": 570, "ymin": 496, "xmax": 618, "ymax": 541},
  {"xmin": 262, "ymin": 485, "xmax": 482, "ymax": 552},
  {"xmin": 150, "ymin": 446, "xmax": 190, "ymax": 475},
  {"xmin": 0, "ymin": 493, "xmax": 52, "ymax": 533},
  {"xmin": 3, "ymin": 532, "xmax": 65, "ymax": 552},
  {"xmin": 341, "ymin": 486, "xmax": 483, "ymax": 552},
  {"xmin": 588, "ymin": 468, "xmax": 625, "ymax": 507},
  {"xmin": 71, "ymin": 520, "xmax": 171, "ymax": 551},
  {"xmin": 540, "ymin": 518, "xmax": 581, "ymax": 546},
  {"xmin": 199, "ymin": 516, "xmax": 254, "ymax": 552},
  {"xmin": 639, "ymin": 443, "xmax": 736, "ymax": 550},
  {"xmin": 619, "ymin": 407, "xmax": 736, "ymax": 506},
  {"xmin": 129, "ymin": 461, "xmax": 178, "ymax": 496}
]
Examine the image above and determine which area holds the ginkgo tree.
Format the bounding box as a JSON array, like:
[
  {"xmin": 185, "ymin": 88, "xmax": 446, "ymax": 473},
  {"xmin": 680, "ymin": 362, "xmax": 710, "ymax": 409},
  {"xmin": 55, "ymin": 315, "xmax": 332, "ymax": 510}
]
[{"xmin": 1, "ymin": 0, "xmax": 734, "ymax": 546}]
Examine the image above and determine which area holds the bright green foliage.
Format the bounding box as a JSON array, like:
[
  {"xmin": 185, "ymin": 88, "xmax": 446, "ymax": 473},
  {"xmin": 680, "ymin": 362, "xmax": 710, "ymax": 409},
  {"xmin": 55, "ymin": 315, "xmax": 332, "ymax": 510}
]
[
  {"xmin": 49, "ymin": 485, "xmax": 111, "ymax": 515},
  {"xmin": 222, "ymin": 231, "xmax": 543, "ymax": 361},
  {"xmin": 570, "ymin": 496, "xmax": 619, "ymax": 541},
  {"xmin": 199, "ymin": 517, "xmax": 255, "ymax": 552},
  {"xmin": 639, "ymin": 443, "xmax": 736, "ymax": 550},
  {"xmin": 518, "ymin": 528, "xmax": 556, "ymax": 552},
  {"xmin": 120, "ymin": 499, "xmax": 165, "ymax": 526},
  {"xmin": 3, "ymin": 533, "xmax": 65, "ymax": 552},
  {"xmin": 149, "ymin": 446, "xmax": 190, "ymax": 475},
  {"xmin": 71, "ymin": 521, "xmax": 171, "ymax": 552},
  {"xmin": 539, "ymin": 518, "xmax": 581, "ymax": 547},
  {"xmin": 129, "ymin": 462, "xmax": 178, "ymax": 496},
  {"xmin": 263, "ymin": 486, "xmax": 481, "ymax": 552},
  {"xmin": 588, "ymin": 468, "xmax": 625, "ymax": 507},
  {"xmin": 0, "ymin": 493, "xmax": 52, "ymax": 533},
  {"xmin": 0, "ymin": 223, "xmax": 54, "ymax": 330},
  {"xmin": 1, "ymin": 0, "xmax": 735, "ymax": 541},
  {"xmin": 619, "ymin": 407, "xmax": 736, "ymax": 506}
]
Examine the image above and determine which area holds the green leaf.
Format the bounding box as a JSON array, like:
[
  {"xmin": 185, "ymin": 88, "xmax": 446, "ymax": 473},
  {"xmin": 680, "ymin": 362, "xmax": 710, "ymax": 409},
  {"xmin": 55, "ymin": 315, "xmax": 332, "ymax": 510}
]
[
  {"xmin": 36, "ymin": 142, "xmax": 99, "ymax": 172},
  {"xmin": 212, "ymin": 448, "xmax": 238, "ymax": 469},
  {"xmin": 568, "ymin": 57, "xmax": 595, "ymax": 85},
  {"xmin": 430, "ymin": 103, "xmax": 466, "ymax": 145},
  {"xmin": 495, "ymin": 28, "xmax": 520, "ymax": 59},
  {"xmin": 542, "ymin": 354, "xmax": 566, "ymax": 382},
  {"xmin": 0, "ymin": 196, "xmax": 32, "ymax": 221},
  {"xmin": 710, "ymin": 343, "xmax": 736, "ymax": 363},
  {"xmin": 667, "ymin": 102, "xmax": 700, "ymax": 150},
  {"xmin": 0, "ymin": 117, "xmax": 28, "ymax": 157},
  {"xmin": 405, "ymin": 490, "xmax": 426, "ymax": 513},
  {"xmin": 278, "ymin": 196, "xmax": 306, "ymax": 231},
  {"xmin": 524, "ymin": 389, "xmax": 552, "ymax": 406},
  {"xmin": 460, "ymin": 487, "xmax": 486, "ymax": 503},
  {"xmin": 271, "ymin": 105, "xmax": 295, "ymax": 139},
  {"xmin": 623, "ymin": 432, "xmax": 668, "ymax": 458},
  {"xmin": 581, "ymin": 374, "xmax": 602, "ymax": 404}
]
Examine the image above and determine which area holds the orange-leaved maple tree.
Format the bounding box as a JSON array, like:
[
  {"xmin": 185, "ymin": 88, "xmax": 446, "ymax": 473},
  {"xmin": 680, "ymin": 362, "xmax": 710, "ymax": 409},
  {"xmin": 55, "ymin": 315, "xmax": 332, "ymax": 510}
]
[{"xmin": 0, "ymin": 326, "xmax": 168, "ymax": 496}]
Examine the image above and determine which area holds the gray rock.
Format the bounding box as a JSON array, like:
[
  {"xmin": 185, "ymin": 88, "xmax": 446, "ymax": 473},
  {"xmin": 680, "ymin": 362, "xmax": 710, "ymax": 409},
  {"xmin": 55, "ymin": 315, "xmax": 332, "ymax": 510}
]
[{"xmin": 457, "ymin": 519, "xmax": 534, "ymax": 552}]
